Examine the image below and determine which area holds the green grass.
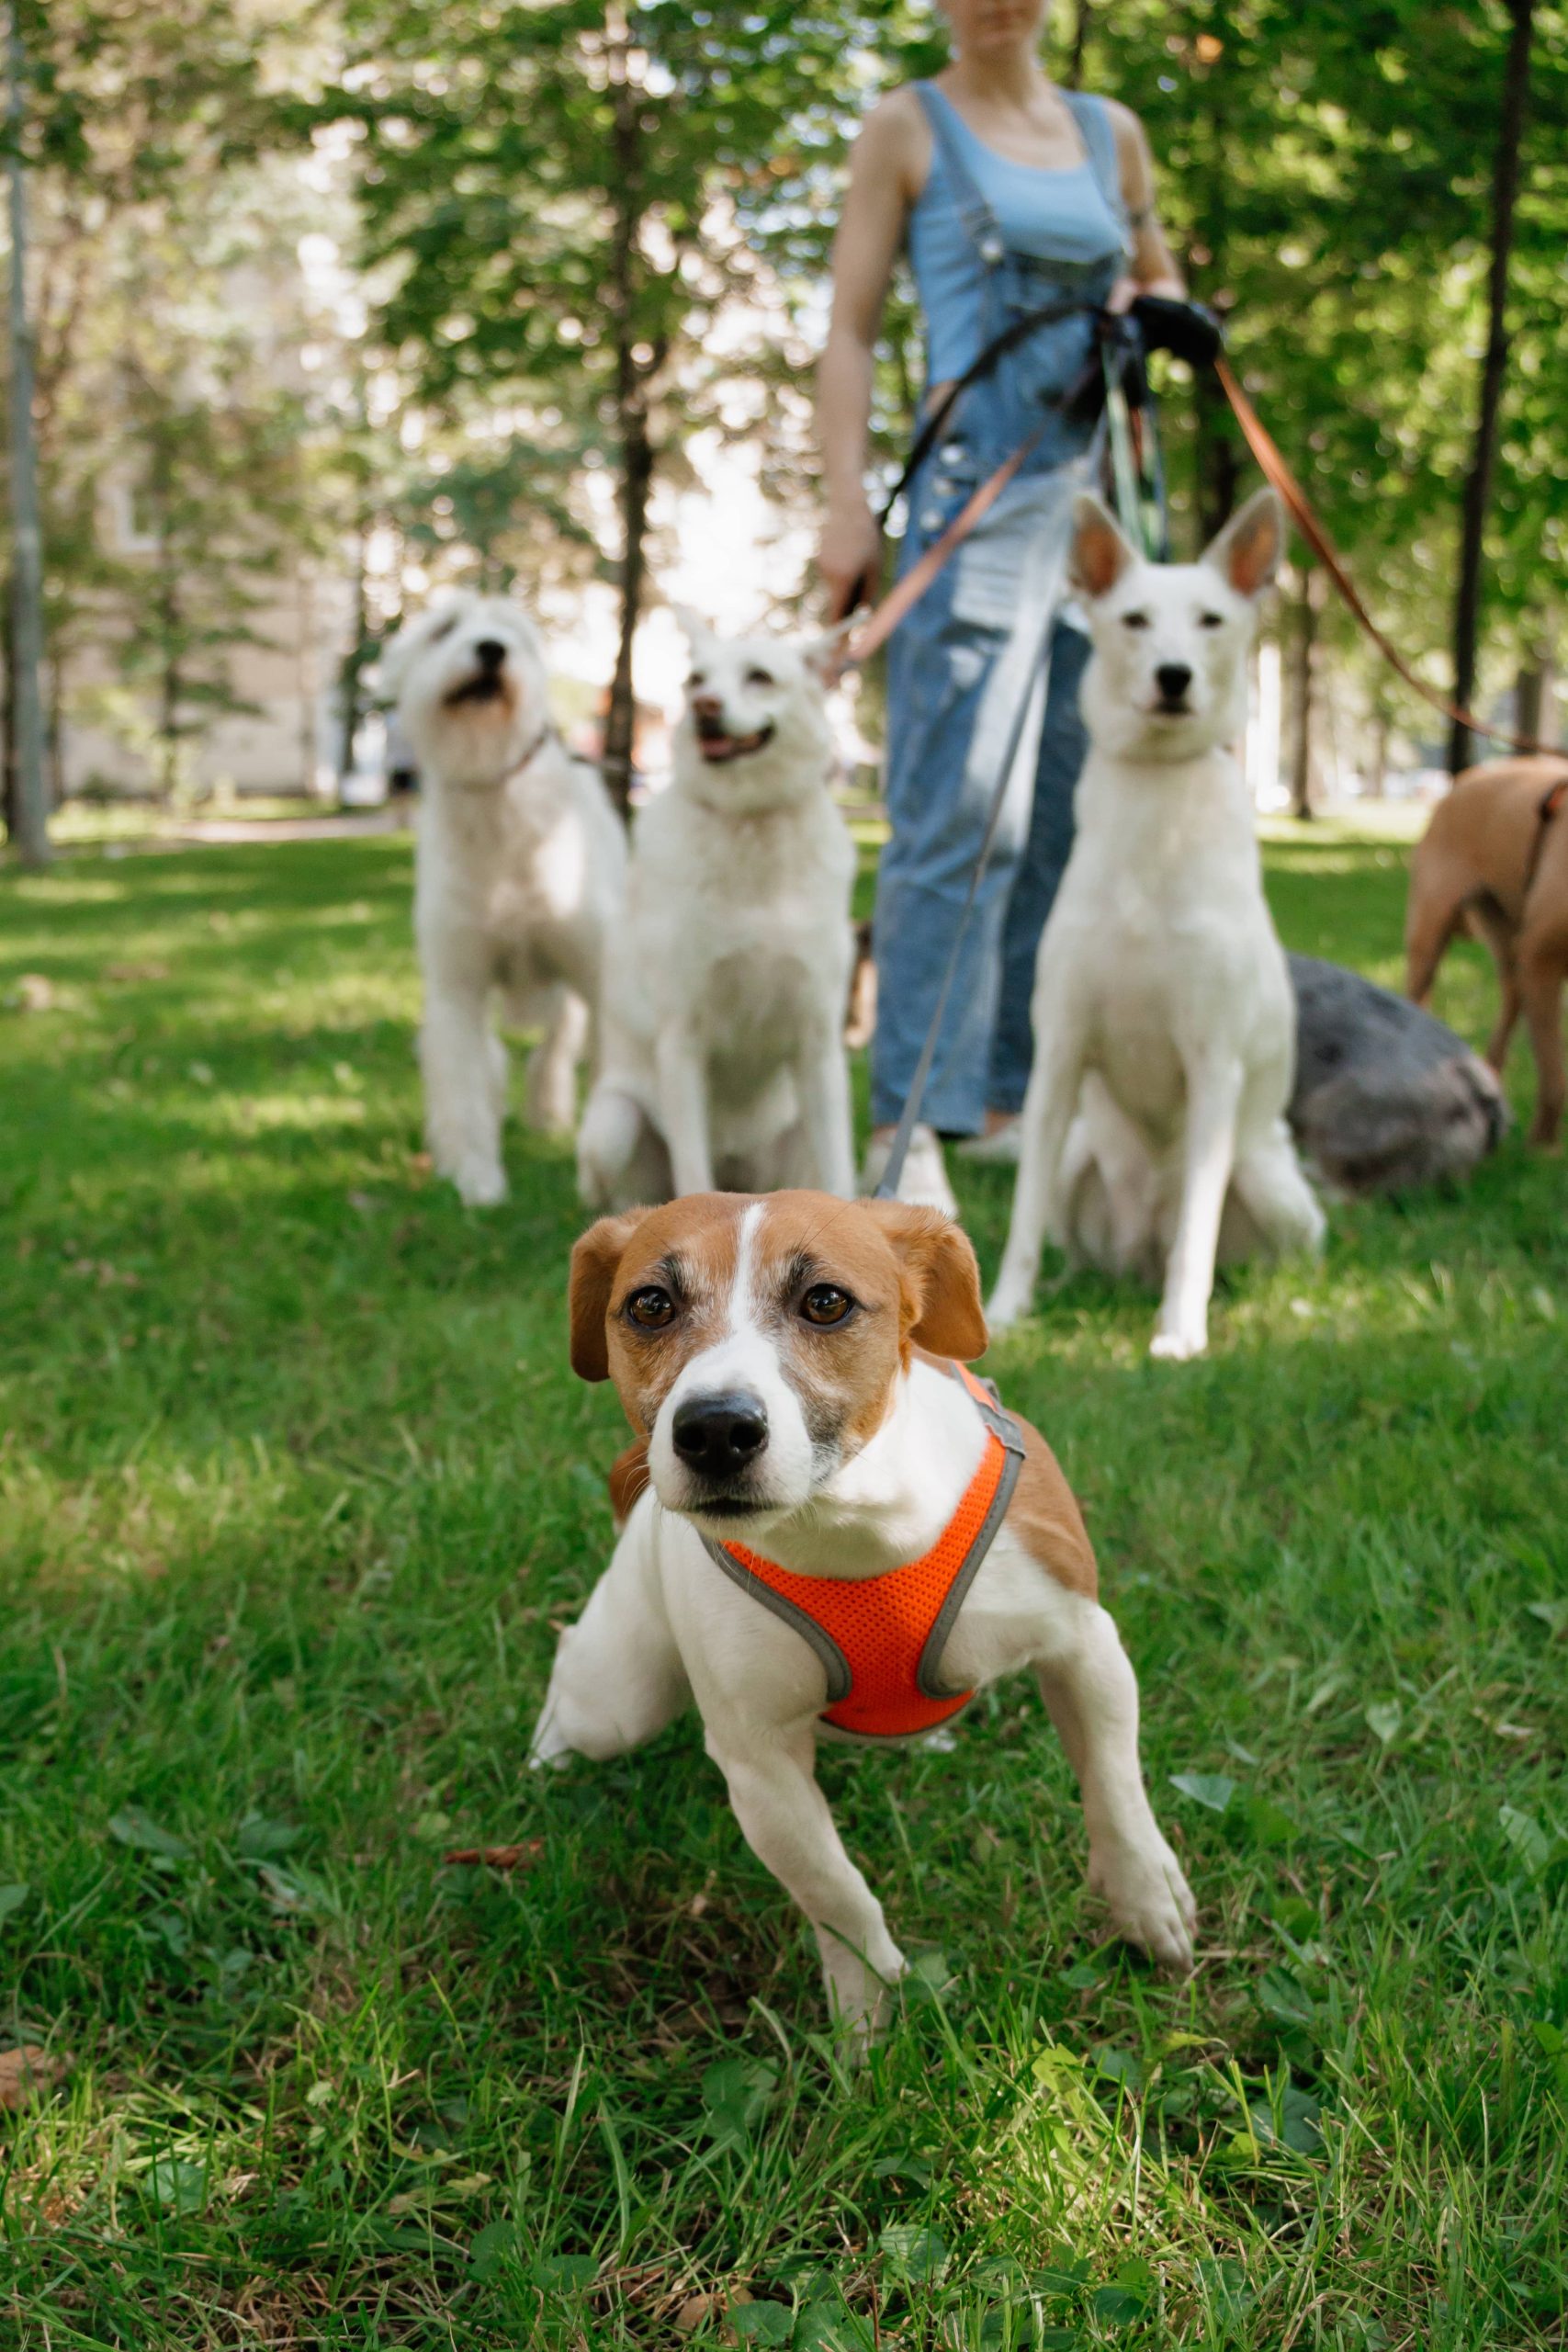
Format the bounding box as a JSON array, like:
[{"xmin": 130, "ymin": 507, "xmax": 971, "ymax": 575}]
[{"xmin": 1, "ymin": 826, "xmax": 1564, "ymax": 2351}]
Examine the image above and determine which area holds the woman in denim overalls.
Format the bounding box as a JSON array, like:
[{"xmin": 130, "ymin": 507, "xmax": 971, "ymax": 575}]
[{"xmin": 818, "ymin": 0, "xmax": 1185, "ymax": 1210}]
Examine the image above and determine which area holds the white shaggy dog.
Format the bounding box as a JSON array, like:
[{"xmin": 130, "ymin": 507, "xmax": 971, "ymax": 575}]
[
  {"xmin": 384, "ymin": 593, "xmax": 626, "ymax": 1208},
  {"xmin": 989, "ymin": 489, "xmax": 1325, "ymax": 1360},
  {"xmin": 576, "ymin": 611, "xmax": 856, "ymax": 1209}
]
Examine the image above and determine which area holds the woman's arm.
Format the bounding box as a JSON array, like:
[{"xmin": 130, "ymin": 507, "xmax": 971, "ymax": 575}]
[
  {"xmin": 1105, "ymin": 102, "xmax": 1185, "ymax": 310},
  {"xmin": 816, "ymin": 95, "xmax": 922, "ymax": 616}
]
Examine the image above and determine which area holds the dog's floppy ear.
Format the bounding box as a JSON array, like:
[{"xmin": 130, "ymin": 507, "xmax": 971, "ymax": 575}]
[
  {"xmin": 863, "ymin": 1201, "xmax": 988, "ymax": 1362},
  {"xmin": 1204, "ymin": 486, "xmax": 1284, "ymax": 599},
  {"xmin": 377, "ymin": 603, "xmax": 447, "ymax": 702},
  {"xmin": 1069, "ymin": 492, "xmax": 1140, "ymax": 601},
  {"xmin": 569, "ymin": 1210, "xmax": 652, "ymax": 1382}
]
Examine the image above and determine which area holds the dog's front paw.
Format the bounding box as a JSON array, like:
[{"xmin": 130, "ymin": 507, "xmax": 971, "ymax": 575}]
[
  {"xmin": 452, "ymin": 1159, "xmax": 509, "ymax": 1208},
  {"xmin": 987, "ymin": 1273, "xmax": 1034, "ymax": 1333},
  {"xmin": 1149, "ymin": 1323, "xmax": 1206, "ymax": 1363},
  {"xmin": 1090, "ymin": 1838, "xmax": 1197, "ymax": 1977},
  {"xmin": 822, "ymin": 1939, "xmax": 907, "ymax": 2063}
]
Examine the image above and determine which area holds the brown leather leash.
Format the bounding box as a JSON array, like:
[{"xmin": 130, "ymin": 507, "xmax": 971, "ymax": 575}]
[
  {"xmin": 836, "ymin": 349, "xmax": 1547, "ymax": 767},
  {"xmin": 835, "ymin": 428, "xmax": 1043, "ymax": 672},
  {"xmin": 1213, "ymin": 356, "xmax": 1541, "ymax": 759}
]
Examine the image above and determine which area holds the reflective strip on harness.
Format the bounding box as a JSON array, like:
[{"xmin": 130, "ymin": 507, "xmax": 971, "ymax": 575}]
[{"xmin": 703, "ymin": 1363, "xmax": 1025, "ymax": 1743}]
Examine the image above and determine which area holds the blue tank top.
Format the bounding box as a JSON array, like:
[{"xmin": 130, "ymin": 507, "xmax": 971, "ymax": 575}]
[{"xmin": 908, "ymin": 85, "xmax": 1127, "ymax": 382}]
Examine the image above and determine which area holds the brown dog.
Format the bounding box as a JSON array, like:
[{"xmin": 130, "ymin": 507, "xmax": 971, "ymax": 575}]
[{"xmin": 1405, "ymin": 754, "xmax": 1568, "ymax": 1147}]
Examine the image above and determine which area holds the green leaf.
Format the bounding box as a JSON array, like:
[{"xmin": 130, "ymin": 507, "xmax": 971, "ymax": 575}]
[
  {"xmin": 731, "ymin": 2304, "xmax": 794, "ymax": 2346},
  {"xmin": 109, "ymin": 1808, "xmax": 191, "ymax": 1860},
  {"xmin": 468, "ymin": 2221, "xmax": 524, "ymax": 2282},
  {"xmin": 1169, "ymin": 1771, "xmax": 1236, "ymax": 1813},
  {"xmin": 876, "ymin": 2224, "xmax": 947, "ymax": 2284},
  {"xmin": 143, "ymin": 2157, "xmax": 209, "ymax": 2212},
  {"xmin": 534, "ymin": 2254, "xmax": 598, "ymax": 2290},
  {"xmin": 0, "ymin": 1884, "xmax": 29, "ymax": 1928},
  {"xmin": 1091, "ymin": 2045, "xmax": 1144, "ymax": 2091},
  {"xmin": 237, "ymin": 1813, "xmax": 299, "ymax": 1859},
  {"xmin": 1243, "ymin": 1794, "xmax": 1299, "ymax": 1848},
  {"xmin": 1499, "ymin": 1804, "xmax": 1552, "ymax": 1876},
  {"xmin": 700, "ymin": 2054, "xmax": 778, "ymax": 2149},
  {"xmin": 1364, "ymin": 1702, "xmax": 1403, "ymax": 1746},
  {"xmin": 793, "ymin": 2301, "xmax": 876, "ymax": 2352},
  {"xmin": 1256, "ymin": 1968, "xmax": 1316, "ymax": 2028}
]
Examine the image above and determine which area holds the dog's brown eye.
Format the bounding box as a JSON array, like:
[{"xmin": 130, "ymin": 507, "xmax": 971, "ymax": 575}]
[
  {"xmin": 1200, "ymin": 611, "xmax": 1224, "ymax": 628},
  {"xmin": 626, "ymin": 1286, "xmax": 676, "ymax": 1329},
  {"xmin": 430, "ymin": 615, "xmax": 457, "ymax": 642},
  {"xmin": 746, "ymin": 667, "xmax": 775, "ymax": 688},
  {"xmin": 800, "ymin": 1283, "xmax": 852, "ymax": 1327},
  {"xmin": 1122, "ymin": 611, "xmax": 1151, "ymax": 631}
]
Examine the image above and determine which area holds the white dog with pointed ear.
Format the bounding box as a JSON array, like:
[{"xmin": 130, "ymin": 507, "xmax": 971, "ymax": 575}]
[
  {"xmin": 989, "ymin": 488, "xmax": 1325, "ymax": 1359},
  {"xmin": 381, "ymin": 592, "xmax": 626, "ymax": 1207},
  {"xmin": 576, "ymin": 609, "xmax": 857, "ymax": 1208}
]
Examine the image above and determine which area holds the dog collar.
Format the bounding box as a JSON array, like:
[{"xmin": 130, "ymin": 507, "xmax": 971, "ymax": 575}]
[
  {"xmin": 703, "ymin": 1363, "xmax": 1025, "ymax": 1743},
  {"xmin": 504, "ymin": 723, "xmax": 558, "ymax": 783}
]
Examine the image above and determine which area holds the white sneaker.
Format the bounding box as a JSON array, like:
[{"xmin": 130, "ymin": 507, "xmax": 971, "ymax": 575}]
[
  {"xmin": 956, "ymin": 1116, "xmax": 1022, "ymax": 1165},
  {"xmin": 862, "ymin": 1124, "xmax": 959, "ymax": 1217}
]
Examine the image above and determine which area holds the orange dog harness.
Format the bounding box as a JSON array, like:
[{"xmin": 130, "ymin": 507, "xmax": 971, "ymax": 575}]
[{"xmin": 704, "ymin": 1363, "xmax": 1025, "ymax": 1742}]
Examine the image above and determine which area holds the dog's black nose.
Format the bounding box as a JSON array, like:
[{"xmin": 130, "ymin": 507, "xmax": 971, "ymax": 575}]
[
  {"xmin": 671, "ymin": 1391, "xmax": 768, "ymax": 1478},
  {"xmin": 1156, "ymin": 662, "xmax": 1193, "ymax": 705},
  {"xmin": 474, "ymin": 639, "xmax": 507, "ymax": 671}
]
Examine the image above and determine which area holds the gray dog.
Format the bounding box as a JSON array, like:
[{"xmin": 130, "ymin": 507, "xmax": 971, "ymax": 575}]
[{"xmin": 1288, "ymin": 954, "xmax": 1506, "ymax": 1197}]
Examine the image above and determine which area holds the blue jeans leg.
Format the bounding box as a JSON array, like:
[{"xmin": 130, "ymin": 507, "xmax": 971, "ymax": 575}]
[
  {"xmin": 870, "ymin": 594, "xmax": 1031, "ymax": 1138},
  {"xmin": 987, "ymin": 619, "xmax": 1091, "ymax": 1115}
]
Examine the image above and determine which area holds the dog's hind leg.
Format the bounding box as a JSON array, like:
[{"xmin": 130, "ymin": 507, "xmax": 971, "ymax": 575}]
[
  {"xmin": 530, "ymin": 1526, "xmax": 690, "ymax": 1767},
  {"xmin": 988, "ymin": 1006, "xmax": 1089, "ymax": 1329},
  {"xmin": 576, "ymin": 1081, "xmax": 671, "ymax": 1211},
  {"xmin": 1404, "ymin": 859, "xmax": 1472, "ymax": 1010},
  {"xmin": 1151, "ymin": 1054, "xmax": 1244, "ymax": 1361},
  {"xmin": 1518, "ymin": 922, "xmax": 1568, "ymax": 1148},
  {"xmin": 1033, "ymin": 1607, "xmax": 1194, "ymax": 1975},
  {"xmin": 525, "ymin": 987, "xmax": 589, "ymax": 1136},
  {"xmin": 1463, "ymin": 898, "xmax": 1523, "ymax": 1073},
  {"xmin": 794, "ymin": 1018, "xmax": 856, "ymax": 1198},
  {"xmin": 1231, "ymin": 1117, "xmax": 1325, "ymax": 1259},
  {"xmin": 422, "ymin": 978, "xmax": 509, "ymax": 1207}
]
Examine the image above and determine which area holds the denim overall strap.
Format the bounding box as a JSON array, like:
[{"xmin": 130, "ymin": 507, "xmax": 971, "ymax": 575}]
[
  {"xmin": 914, "ymin": 83, "xmax": 1007, "ymax": 266},
  {"xmin": 1060, "ymin": 89, "xmax": 1132, "ymax": 257}
]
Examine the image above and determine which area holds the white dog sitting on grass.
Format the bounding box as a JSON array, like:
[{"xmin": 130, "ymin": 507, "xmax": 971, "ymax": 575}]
[
  {"xmin": 576, "ymin": 609, "xmax": 857, "ymax": 1210},
  {"xmin": 989, "ymin": 489, "xmax": 1325, "ymax": 1359},
  {"xmin": 384, "ymin": 593, "xmax": 626, "ymax": 1208}
]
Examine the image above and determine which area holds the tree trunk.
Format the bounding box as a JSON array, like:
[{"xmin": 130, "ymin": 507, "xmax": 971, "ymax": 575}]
[
  {"xmin": 600, "ymin": 6, "xmax": 652, "ymax": 820},
  {"xmin": 1449, "ymin": 0, "xmax": 1535, "ymax": 775},
  {"xmin": 1195, "ymin": 368, "xmax": 1242, "ymax": 545},
  {"xmin": 1, "ymin": 582, "xmax": 16, "ymax": 842},
  {"xmin": 1289, "ymin": 569, "xmax": 1321, "ymax": 821},
  {"xmin": 157, "ymin": 564, "xmax": 181, "ymax": 800},
  {"xmin": 1065, "ymin": 0, "xmax": 1093, "ymax": 88},
  {"xmin": 603, "ymin": 402, "xmax": 652, "ymax": 817},
  {"xmin": 338, "ymin": 526, "xmax": 368, "ymax": 786},
  {"xmin": 1516, "ymin": 646, "xmax": 1554, "ymax": 749}
]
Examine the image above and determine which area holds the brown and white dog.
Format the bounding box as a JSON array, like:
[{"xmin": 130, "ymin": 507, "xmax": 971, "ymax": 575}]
[
  {"xmin": 1406, "ymin": 753, "xmax": 1568, "ymax": 1148},
  {"xmin": 530, "ymin": 1190, "xmax": 1195, "ymax": 2047}
]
